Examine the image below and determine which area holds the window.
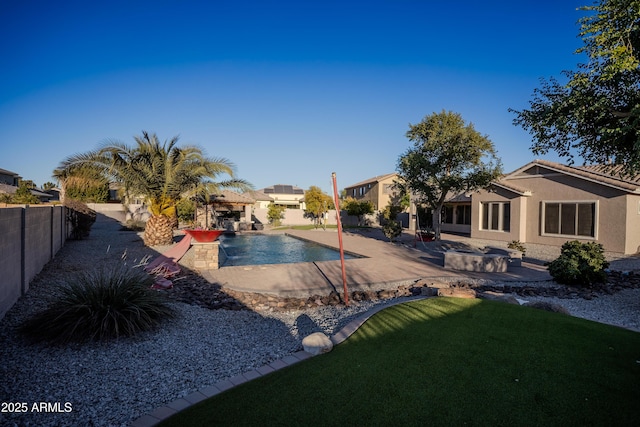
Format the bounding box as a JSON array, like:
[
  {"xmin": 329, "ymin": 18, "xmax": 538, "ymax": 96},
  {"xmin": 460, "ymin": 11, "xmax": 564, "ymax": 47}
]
[
  {"xmin": 455, "ymin": 205, "xmax": 471, "ymax": 225},
  {"xmin": 442, "ymin": 206, "xmax": 454, "ymax": 224},
  {"xmin": 543, "ymin": 202, "xmax": 596, "ymax": 238},
  {"xmin": 481, "ymin": 202, "xmax": 510, "ymax": 232}
]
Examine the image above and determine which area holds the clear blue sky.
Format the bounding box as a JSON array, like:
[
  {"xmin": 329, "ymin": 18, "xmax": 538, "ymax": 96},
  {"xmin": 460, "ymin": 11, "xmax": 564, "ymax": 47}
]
[{"xmin": 0, "ymin": 0, "xmax": 587, "ymax": 194}]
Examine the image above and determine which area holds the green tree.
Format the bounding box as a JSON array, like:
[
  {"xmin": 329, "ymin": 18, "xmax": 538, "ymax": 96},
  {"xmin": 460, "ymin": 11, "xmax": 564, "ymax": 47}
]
[
  {"xmin": 397, "ymin": 110, "xmax": 502, "ymax": 240},
  {"xmin": 42, "ymin": 181, "xmax": 56, "ymax": 191},
  {"xmin": 13, "ymin": 181, "xmax": 40, "ymax": 204},
  {"xmin": 304, "ymin": 186, "xmax": 334, "ymax": 229},
  {"xmin": 59, "ymin": 166, "xmax": 110, "ymax": 203},
  {"xmin": 56, "ymin": 131, "xmax": 251, "ymax": 245},
  {"xmin": 511, "ymin": 0, "xmax": 640, "ymax": 172},
  {"xmin": 267, "ymin": 203, "xmax": 286, "ymax": 226},
  {"xmin": 343, "ymin": 197, "xmax": 374, "ymax": 226}
]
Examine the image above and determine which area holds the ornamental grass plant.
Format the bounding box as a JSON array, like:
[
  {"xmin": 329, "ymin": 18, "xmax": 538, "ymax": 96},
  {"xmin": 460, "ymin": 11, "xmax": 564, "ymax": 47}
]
[{"xmin": 20, "ymin": 266, "xmax": 174, "ymax": 344}]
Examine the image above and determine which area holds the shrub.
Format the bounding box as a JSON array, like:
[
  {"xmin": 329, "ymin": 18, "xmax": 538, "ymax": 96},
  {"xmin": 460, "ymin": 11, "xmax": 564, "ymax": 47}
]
[
  {"xmin": 176, "ymin": 197, "xmax": 196, "ymax": 224},
  {"xmin": 64, "ymin": 199, "xmax": 97, "ymax": 239},
  {"xmin": 20, "ymin": 266, "xmax": 174, "ymax": 344},
  {"xmin": 267, "ymin": 203, "xmax": 286, "ymax": 226},
  {"xmin": 547, "ymin": 240, "xmax": 609, "ymax": 287},
  {"xmin": 507, "ymin": 240, "xmax": 526, "ymax": 255},
  {"xmin": 382, "ymin": 202, "xmax": 403, "ymax": 242}
]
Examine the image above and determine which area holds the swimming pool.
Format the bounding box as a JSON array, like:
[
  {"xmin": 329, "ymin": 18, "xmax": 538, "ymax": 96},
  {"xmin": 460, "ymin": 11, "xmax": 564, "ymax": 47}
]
[{"xmin": 219, "ymin": 234, "xmax": 355, "ymax": 266}]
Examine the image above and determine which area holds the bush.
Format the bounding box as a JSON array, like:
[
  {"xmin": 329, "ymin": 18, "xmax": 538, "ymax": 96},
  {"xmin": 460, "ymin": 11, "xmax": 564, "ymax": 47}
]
[
  {"xmin": 547, "ymin": 241, "xmax": 609, "ymax": 287},
  {"xmin": 20, "ymin": 266, "xmax": 175, "ymax": 344},
  {"xmin": 64, "ymin": 199, "xmax": 97, "ymax": 239},
  {"xmin": 382, "ymin": 202, "xmax": 404, "ymax": 242},
  {"xmin": 507, "ymin": 240, "xmax": 526, "ymax": 255}
]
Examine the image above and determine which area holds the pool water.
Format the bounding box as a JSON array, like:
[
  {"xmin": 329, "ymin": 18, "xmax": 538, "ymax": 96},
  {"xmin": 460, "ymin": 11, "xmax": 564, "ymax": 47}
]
[{"xmin": 219, "ymin": 234, "xmax": 355, "ymax": 266}]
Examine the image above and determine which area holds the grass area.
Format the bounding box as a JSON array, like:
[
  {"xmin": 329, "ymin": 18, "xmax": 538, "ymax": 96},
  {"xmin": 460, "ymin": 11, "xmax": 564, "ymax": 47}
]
[{"xmin": 160, "ymin": 298, "xmax": 640, "ymax": 426}]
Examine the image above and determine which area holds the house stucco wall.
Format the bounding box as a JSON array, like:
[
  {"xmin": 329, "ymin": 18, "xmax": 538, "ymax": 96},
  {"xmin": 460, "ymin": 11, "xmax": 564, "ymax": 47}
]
[
  {"xmin": 344, "ymin": 175, "xmax": 400, "ymax": 211},
  {"xmin": 473, "ymin": 173, "xmax": 634, "ymax": 254},
  {"xmin": 624, "ymin": 194, "xmax": 640, "ymax": 254},
  {"xmin": 522, "ymin": 174, "xmax": 627, "ymax": 253},
  {"xmin": 471, "ymin": 186, "xmax": 523, "ymax": 243}
]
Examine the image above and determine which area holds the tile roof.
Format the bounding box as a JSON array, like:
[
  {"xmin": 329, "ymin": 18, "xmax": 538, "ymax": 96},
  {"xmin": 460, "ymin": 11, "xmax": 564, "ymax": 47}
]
[
  {"xmin": 242, "ymin": 190, "xmax": 273, "ymax": 201},
  {"xmin": 530, "ymin": 159, "xmax": 640, "ymax": 193},
  {"xmin": 211, "ymin": 190, "xmax": 255, "ymax": 204}
]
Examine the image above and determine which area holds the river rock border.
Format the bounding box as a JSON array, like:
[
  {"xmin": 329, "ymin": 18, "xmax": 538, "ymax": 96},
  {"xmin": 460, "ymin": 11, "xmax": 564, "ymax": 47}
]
[{"xmin": 162, "ymin": 269, "xmax": 640, "ymax": 312}]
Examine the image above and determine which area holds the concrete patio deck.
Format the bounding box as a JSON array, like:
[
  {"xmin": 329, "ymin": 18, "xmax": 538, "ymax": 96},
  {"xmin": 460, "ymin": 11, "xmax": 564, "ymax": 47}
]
[{"xmin": 199, "ymin": 228, "xmax": 551, "ymax": 297}]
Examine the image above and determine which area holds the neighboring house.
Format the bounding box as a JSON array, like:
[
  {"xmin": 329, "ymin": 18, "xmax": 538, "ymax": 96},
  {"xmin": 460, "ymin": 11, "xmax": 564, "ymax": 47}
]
[
  {"xmin": 243, "ymin": 190, "xmax": 274, "ymax": 209},
  {"xmin": 343, "ymin": 173, "xmax": 402, "ymax": 210},
  {"xmin": 44, "ymin": 187, "xmax": 61, "ymax": 202},
  {"xmin": 0, "ymin": 168, "xmax": 21, "ymax": 186},
  {"xmin": 472, "ymin": 159, "xmax": 640, "ymax": 255},
  {"xmin": 0, "ymin": 183, "xmax": 53, "ymax": 203},
  {"xmin": 257, "ymin": 184, "xmax": 306, "ymax": 210}
]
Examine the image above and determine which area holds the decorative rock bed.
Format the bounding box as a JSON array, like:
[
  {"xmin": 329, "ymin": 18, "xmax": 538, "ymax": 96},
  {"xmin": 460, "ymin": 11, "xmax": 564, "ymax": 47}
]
[{"xmin": 162, "ymin": 269, "xmax": 640, "ymax": 312}]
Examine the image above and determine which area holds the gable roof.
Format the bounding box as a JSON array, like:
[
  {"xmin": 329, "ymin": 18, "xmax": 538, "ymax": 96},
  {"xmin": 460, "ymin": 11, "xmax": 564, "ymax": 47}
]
[
  {"xmin": 345, "ymin": 173, "xmax": 398, "ymax": 189},
  {"xmin": 503, "ymin": 159, "xmax": 640, "ymax": 194},
  {"xmin": 0, "ymin": 168, "xmax": 20, "ymax": 176},
  {"xmin": 242, "ymin": 190, "xmax": 273, "ymax": 201},
  {"xmin": 0, "ymin": 183, "xmax": 53, "ymax": 199},
  {"xmin": 211, "ymin": 190, "xmax": 255, "ymax": 205}
]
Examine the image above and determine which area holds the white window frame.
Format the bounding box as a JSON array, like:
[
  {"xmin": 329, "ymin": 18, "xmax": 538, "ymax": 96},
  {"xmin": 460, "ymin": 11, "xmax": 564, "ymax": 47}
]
[
  {"xmin": 480, "ymin": 201, "xmax": 510, "ymax": 232},
  {"xmin": 541, "ymin": 200, "xmax": 598, "ymax": 239}
]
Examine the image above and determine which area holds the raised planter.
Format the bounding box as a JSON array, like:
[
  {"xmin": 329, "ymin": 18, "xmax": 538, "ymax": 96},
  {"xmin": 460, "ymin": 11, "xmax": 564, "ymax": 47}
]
[
  {"xmin": 444, "ymin": 249, "xmax": 508, "ymax": 273},
  {"xmin": 183, "ymin": 229, "xmax": 224, "ymax": 243}
]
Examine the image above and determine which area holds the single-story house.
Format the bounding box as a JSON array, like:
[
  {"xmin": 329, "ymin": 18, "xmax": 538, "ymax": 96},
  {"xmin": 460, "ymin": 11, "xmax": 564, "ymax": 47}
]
[{"xmin": 469, "ymin": 159, "xmax": 640, "ymax": 255}]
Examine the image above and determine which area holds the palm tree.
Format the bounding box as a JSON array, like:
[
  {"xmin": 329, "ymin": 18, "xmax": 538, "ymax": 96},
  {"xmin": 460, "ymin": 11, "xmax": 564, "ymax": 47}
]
[{"xmin": 56, "ymin": 131, "xmax": 252, "ymax": 245}]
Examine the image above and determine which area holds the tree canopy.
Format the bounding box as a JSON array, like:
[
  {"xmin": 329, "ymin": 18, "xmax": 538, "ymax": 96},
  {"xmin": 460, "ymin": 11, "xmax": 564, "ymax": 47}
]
[
  {"xmin": 343, "ymin": 198, "xmax": 375, "ymax": 226},
  {"xmin": 304, "ymin": 186, "xmax": 334, "ymax": 229},
  {"xmin": 55, "ymin": 131, "xmax": 251, "ymax": 245},
  {"xmin": 511, "ymin": 0, "xmax": 640, "ymax": 172},
  {"xmin": 397, "ymin": 110, "xmax": 502, "ymax": 239}
]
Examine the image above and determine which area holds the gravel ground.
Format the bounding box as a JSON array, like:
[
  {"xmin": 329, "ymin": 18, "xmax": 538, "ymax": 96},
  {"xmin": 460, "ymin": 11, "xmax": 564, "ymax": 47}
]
[{"xmin": 1, "ymin": 218, "xmax": 639, "ymax": 426}]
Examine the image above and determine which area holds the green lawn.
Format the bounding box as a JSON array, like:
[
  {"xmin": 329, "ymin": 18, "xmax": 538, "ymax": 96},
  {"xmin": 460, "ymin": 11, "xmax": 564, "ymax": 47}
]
[{"xmin": 160, "ymin": 298, "xmax": 640, "ymax": 426}]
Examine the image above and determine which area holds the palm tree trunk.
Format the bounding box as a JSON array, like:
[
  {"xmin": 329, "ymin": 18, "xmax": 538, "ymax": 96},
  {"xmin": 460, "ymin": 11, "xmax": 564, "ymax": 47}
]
[{"xmin": 144, "ymin": 215, "xmax": 174, "ymax": 246}]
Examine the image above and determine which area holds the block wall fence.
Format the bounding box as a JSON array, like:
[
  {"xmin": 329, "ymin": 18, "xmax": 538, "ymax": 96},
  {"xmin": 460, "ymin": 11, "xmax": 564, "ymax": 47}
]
[{"xmin": 0, "ymin": 205, "xmax": 69, "ymax": 320}]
